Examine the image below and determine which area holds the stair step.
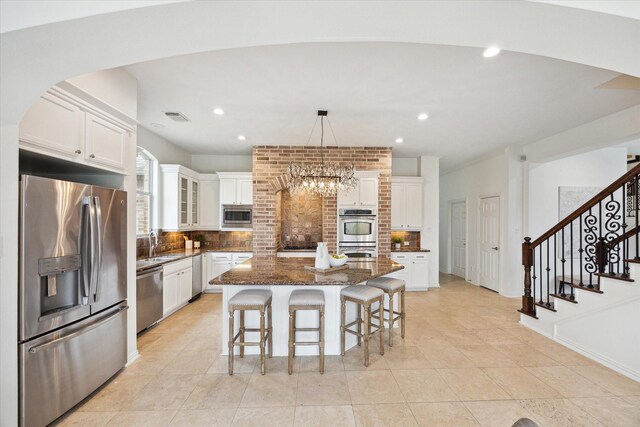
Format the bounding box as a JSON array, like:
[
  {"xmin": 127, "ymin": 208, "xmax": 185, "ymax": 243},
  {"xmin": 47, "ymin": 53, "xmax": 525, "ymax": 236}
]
[
  {"xmin": 517, "ymin": 309, "xmax": 538, "ymax": 319},
  {"xmin": 550, "ymin": 293, "xmax": 578, "ymax": 304},
  {"xmin": 567, "ymin": 282, "xmax": 603, "ymax": 294},
  {"xmin": 559, "ymin": 278, "xmax": 598, "ymax": 287},
  {"xmin": 535, "ymin": 301, "xmax": 556, "ymax": 312},
  {"xmin": 595, "ymin": 272, "xmax": 634, "ymax": 283}
]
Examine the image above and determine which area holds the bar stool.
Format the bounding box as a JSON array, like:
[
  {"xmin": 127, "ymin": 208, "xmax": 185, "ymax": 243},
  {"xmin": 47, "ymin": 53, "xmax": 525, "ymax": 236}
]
[
  {"xmin": 288, "ymin": 289, "xmax": 325, "ymax": 375},
  {"xmin": 228, "ymin": 289, "xmax": 273, "ymax": 375},
  {"xmin": 368, "ymin": 277, "xmax": 406, "ymax": 347},
  {"xmin": 340, "ymin": 285, "xmax": 385, "ymax": 367}
]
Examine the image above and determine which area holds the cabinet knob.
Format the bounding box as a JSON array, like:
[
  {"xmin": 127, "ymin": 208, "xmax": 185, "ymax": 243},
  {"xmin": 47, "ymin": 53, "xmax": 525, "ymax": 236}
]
[
  {"xmin": 75, "ymin": 149, "xmax": 82, "ymax": 154},
  {"xmin": 89, "ymin": 154, "xmax": 96, "ymax": 158}
]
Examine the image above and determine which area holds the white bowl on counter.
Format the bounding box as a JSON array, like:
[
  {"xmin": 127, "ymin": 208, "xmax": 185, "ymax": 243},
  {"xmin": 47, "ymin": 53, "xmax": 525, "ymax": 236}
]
[{"xmin": 329, "ymin": 255, "xmax": 348, "ymax": 267}]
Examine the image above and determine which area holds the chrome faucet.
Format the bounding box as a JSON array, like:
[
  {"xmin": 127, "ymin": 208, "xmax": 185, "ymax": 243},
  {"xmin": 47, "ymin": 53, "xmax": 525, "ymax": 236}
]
[{"xmin": 149, "ymin": 230, "xmax": 158, "ymax": 258}]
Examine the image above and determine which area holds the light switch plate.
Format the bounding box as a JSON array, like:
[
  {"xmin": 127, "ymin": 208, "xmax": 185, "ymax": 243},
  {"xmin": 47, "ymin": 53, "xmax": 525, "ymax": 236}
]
[{"xmin": 404, "ymin": 241, "xmax": 410, "ymax": 246}]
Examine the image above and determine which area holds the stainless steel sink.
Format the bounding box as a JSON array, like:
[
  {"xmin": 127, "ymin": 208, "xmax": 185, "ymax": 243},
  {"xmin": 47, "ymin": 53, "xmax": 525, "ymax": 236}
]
[{"xmin": 148, "ymin": 255, "xmax": 183, "ymax": 261}]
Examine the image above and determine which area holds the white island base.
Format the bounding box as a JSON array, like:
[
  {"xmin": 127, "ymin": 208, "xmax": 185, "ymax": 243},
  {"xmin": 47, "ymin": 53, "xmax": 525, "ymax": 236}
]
[{"xmin": 220, "ymin": 285, "xmax": 398, "ymax": 356}]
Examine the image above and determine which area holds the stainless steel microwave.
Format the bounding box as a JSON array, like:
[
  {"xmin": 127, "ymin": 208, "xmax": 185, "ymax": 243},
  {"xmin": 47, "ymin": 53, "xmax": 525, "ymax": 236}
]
[{"xmin": 222, "ymin": 205, "xmax": 252, "ymax": 228}]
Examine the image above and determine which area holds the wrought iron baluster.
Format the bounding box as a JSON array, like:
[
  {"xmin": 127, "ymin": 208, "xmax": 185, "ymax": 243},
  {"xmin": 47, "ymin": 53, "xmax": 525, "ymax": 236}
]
[
  {"xmin": 561, "ymin": 227, "xmax": 566, "ymax": 297},
  {"xmin": 579, "ymin": 214, "xmax": 584, "ymax": 287},
  {"xmin": 636, "ymin": 174, "xmax": 639, "ymax": 260},
  {"xmin": 553, "ymin": 233, "xmax": 557, "ymax": 297},
  {"xmin": 539, "ymin": 245, "xmax": 543, "ymax": 305},
  {"xmin": 532, "ymin": 247, "xmax": 536, "ymax": 304},
  {"xmin": 621, "ymin": 185, "xmax": 629, "ymax": 278},
  {"xmin": 546, "ymin": 239, "xmax": 551, "ymax": 307}
]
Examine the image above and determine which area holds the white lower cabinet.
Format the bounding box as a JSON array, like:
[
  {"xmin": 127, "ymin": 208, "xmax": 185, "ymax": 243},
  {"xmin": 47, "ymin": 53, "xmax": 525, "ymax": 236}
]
[
  {"xmin": 162, "ymin": 258, "xmax": 193, "ymax": 317},
  {"xmin": 389, "ymin": 252, "xmax": 429, "ymax": 291},
  {"xmin": 162, "ymin": 272, "xmax": 180, "ymax": 316},
  {"xmin": 203, "ymin": 252, "xmax": 252, "ymax": 293}
]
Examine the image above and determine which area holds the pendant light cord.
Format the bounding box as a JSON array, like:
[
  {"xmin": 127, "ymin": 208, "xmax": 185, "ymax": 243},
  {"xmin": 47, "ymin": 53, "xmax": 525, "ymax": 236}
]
[{"xmin": 320, "ymin": 115, "xmax": 325, "ymax": 167}]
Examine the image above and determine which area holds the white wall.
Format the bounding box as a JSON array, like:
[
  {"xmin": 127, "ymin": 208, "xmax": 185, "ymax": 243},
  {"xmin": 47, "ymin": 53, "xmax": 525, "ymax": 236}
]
[
  {"xmin": 0, "ymin": 125, "xmax": 19, "ymax": 426},
  {"xmin": 440, "ymin": 152, "xmax": 509, "ymax": 291},
  {"xmin": 528, "ymin": 147, "xmax": 627, "ymax": 237},
  {"xmin": 67, "ymin": 68, "xmax": 138, "ymax": 121},
  {"xmin": 191, "ymin": 154, "xmax": 252, "ymax": 173},
  {"xmin": 524, "ymin": 105, "xmax": 640, "ymax": 164},
  {"xmin": 419, "ymin": 156, "xmax": 440, "ymax": 287},
  {"xmin": 392, "ymin": 157, "xmax": 419, "ymax": 176},
  {"xmin": 138, "ymin": 126, "xmax": 192, "ymax": 167}
]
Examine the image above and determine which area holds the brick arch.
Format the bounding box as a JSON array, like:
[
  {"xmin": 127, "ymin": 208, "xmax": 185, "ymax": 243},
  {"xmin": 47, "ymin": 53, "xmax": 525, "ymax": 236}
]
[{"xmin": 268, "ymin": 174, "xmax": 290, "ymax": 193}]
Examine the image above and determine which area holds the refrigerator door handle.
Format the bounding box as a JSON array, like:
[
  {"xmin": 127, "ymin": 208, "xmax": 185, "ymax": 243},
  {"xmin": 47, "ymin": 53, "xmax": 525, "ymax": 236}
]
[
  {"xmin": 27, "ymin": 305, "xmax": 128, "ymax": 354},
  {"xmin": 88, "ymin": 196, "xmax": 98, "ymax": 303},
  {"xmin": 93, "ymin": 196, "xmax": 104, "ymax": 303},
  {"xmin": 81, "ymin": 197, "xmax": 92, "ymax": 304}
]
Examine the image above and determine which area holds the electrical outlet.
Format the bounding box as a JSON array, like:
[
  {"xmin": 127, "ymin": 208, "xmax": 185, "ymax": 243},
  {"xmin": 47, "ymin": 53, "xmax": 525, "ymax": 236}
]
[{"xmin": 404, "ymin": 241, "xmax": 410, "ymax": 246}]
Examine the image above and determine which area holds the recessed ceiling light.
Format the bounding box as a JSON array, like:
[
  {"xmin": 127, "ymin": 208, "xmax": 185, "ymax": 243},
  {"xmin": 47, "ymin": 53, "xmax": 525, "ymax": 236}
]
[
  {"xmin": 418, "ymin": 113, "xmax": 429, "ymax": 121},
  {"xmin": 213, "ymin": 108, "xmax": 225, "ymax": 115},
  {"xmin": 483, "ymin": 46, "xmax": 501, "ymax": 58},
  {"xmin": 237, "ymin": 135, "xmax": 246, "ymax": 141},
  {"xmin": 395, "ymin": 138, "xmax": 404, "ymax": 144},
  {"xmin": 150, "ymin": 122, "xmax": 165, "ymax": 129}
]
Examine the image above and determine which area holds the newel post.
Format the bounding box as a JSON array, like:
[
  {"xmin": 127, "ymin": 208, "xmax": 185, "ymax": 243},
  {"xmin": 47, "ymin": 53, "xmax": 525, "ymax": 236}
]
[{"xmin": 520, "ymin": 237, "xmax": 535, "ymax": 316}]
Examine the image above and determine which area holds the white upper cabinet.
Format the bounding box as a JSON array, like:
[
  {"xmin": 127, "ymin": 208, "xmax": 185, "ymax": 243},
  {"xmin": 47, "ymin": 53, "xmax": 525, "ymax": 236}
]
[
  {"xmin": 338, "ymin": 171, "xmax": 379, "ymax": 208},
  {"xmin": 391, "ymin": 177, "xmax": 424, "ymax": 230},
  {"xmin": 19, "ymin": 93, "xmax": 84, "ymax": 157},
  {"xmin": 160, "ymin": 165, "xmax": 200, "ymax": 231},
  {"xmin": 358, "ymin": 178, "xmax": 378, "ymax": 207},
  {"xmin": 19, "ymin": 87, "xmax": 135, "ymax": 173},
  {"xmin": 198, "ymin": 175, "xmax": 220, "ymax": 230},
  {"xmin": 84, "ymin": 113, "xmax": 128, "ymax": 169},
  {"xmin": 218, "ymin": 172, "xmax": 253, "ymax": 205},
  {"xmin": 238, "ymin": 179, "xmax": 253, "ymax": 205},
  {"xmin": 391, "ymin": 182, "xmax": 405, "ymax": 229}
]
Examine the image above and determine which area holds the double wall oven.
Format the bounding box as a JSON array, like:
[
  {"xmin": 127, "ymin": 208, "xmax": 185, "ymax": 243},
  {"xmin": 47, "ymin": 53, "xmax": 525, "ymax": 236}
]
[{"xmin": 338, "ymin": 208, "xmax": 378, "ymax": 258}]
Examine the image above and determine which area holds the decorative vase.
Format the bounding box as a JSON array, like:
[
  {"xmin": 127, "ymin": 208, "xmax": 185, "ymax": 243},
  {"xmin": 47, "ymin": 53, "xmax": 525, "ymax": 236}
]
[{"xmin": 315, "ymin": 242, "xmax": 331, "ymax": 269}]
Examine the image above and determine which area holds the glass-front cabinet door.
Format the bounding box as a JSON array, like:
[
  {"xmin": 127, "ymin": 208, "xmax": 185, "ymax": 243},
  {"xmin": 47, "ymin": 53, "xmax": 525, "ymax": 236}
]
[
  {"xmin": 191, "ymin": 180, "xmax": 199, "ymax": 226},
  {"xmin": 179, "ymin": 175, "xmax": 189, "ymax": 227}
]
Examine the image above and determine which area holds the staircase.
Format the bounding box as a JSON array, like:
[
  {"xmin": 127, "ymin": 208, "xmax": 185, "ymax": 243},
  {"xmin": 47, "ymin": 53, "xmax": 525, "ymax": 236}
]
[{"xmin": 519, "ymin": 164, "xmax": 640, "ymax": 382}]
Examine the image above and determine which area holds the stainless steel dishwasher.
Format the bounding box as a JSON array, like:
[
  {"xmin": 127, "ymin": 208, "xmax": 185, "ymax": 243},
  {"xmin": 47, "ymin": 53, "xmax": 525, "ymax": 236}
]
[
  {"xmin": 190, "ymin": 254, "xmax": 203, "ymax": 301},
  {"xmin": 136, "ymin": 266, "xmax": 163, "ymax": 333}
]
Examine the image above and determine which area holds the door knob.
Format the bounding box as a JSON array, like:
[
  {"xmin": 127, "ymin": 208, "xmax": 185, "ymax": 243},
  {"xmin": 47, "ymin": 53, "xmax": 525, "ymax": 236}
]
[{"xmin": 492, "ymin": 247, "xmax": 499, "ymax": 251}]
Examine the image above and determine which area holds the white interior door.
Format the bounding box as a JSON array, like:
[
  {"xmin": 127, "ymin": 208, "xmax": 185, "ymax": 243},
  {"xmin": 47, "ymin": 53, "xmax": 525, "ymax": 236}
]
[
  {"xmin": 451, "ymin": 201, "xmax": 466, "ymax": 278},
  {"xmin": 479, "ymin": 196, "xmax": 500, "ymax": 292}
]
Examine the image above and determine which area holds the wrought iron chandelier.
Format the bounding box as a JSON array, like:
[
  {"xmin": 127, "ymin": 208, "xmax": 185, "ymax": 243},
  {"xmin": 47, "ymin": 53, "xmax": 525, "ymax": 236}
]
[{"xmin": 287, "ymin": 110, "xmax": 357, "ymax": 197}]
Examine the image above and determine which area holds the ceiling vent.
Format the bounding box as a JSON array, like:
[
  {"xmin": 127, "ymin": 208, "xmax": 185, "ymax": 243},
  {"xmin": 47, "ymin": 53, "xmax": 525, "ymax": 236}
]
[{"xmin": 163, "ymin": 111, "xmax": 190, "ymax": 122}]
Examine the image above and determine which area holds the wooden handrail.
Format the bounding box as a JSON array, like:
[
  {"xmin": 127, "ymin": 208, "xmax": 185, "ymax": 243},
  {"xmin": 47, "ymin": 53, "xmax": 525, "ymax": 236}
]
[{"xmin": 531, "ymin": 163, "xmax": 640, "ymax": 248}]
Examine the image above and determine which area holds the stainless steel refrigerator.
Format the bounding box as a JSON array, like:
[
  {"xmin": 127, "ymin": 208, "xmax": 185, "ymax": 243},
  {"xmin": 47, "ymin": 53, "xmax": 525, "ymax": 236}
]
[{"xmin": 19, "ymin": 175, "xmax": 128, "ymax": 427}]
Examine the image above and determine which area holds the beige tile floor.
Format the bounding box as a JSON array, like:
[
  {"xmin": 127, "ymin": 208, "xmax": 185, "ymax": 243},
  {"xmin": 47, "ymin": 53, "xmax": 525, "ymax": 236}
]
[{"xmin": 56, "ymin": 274, "xmax": 640, "ymax": 427}]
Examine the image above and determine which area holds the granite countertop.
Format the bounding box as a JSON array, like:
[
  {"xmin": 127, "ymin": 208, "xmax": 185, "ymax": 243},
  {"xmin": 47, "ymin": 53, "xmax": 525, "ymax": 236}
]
[
  {"xmin": 136, "ymin": 247, "xmax": 252, "ymax": 272},
  {"xmin": 391, "ymin": 248, "xmax": 431, "ymax": 253},
  {"xmin": 209, "ymin": 256, "xmax": 404, "ymax": 286}
]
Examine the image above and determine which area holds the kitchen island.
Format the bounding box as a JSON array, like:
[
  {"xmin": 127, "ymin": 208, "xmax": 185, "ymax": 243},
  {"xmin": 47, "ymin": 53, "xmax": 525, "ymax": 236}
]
[{"xmin": 210, "ymin": 256, "xmax": 404, "ymax": 356}]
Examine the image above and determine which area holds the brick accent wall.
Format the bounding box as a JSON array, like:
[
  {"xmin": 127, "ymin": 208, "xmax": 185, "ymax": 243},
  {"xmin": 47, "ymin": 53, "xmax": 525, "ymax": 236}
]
[
  {"xmin": 279, "ymin": 189, "xmax": 323, "ymax": 250},
  {"xmin": 252, "ymin": 146, "xmax": 392, "ymax": 256}
]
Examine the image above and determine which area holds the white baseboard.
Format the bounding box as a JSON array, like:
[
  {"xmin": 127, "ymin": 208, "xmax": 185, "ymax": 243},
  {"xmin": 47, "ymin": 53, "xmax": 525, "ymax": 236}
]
[
  {"xmin": 126, "ymin": 350, "xmax": 140, "ymax": 366},
  {"xmin": 520, "ymin": 318, "xmax": 640, "ymax": 383},
  {"xmin": 556, "ymin": 335, "xmax": 640, "ymax": 383}
]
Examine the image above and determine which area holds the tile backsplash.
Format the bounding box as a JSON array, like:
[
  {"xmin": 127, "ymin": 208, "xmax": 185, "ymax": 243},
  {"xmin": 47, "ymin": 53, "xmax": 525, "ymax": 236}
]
[
  {"xmin": 390, "ymin": 231, "xmax": 421, "ymax": 250},
  {"xmin": 137, "ymin": 230, "xmax": 253, "ymax": 258}
]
